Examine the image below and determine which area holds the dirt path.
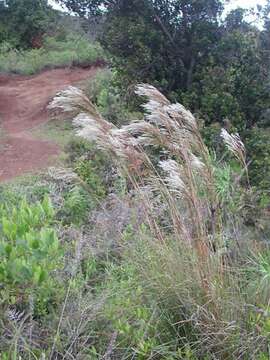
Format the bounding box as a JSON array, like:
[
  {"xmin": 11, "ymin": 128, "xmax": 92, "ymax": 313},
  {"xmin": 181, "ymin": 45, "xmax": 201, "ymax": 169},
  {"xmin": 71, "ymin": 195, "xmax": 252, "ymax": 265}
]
[{"xmin": 0, "ymin": 67, "xmax": 98, "ymax": 181}]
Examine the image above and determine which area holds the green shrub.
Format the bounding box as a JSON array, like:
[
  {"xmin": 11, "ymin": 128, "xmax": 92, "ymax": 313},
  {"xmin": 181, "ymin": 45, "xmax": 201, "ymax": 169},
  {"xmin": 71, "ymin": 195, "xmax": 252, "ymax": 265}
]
[
  {"xmin": 86, "ymin": 69, "xmax": 142, "ymax": 125},
  {"xmin": 0, "ymin": 196, "xmax": 63, "ymax": 316},
  {"xmin": 0, "ymin": 41, "xmax": 14, "ymax": 54},
  {"xmin": 66, "ymin": 138, "xmax": 112, "ymax": 200},
  {"xmin": 60, "ymin": 185, "xmax": 90, "ymax": 225},
  {"xmin": 75, "ymin": 158, "xmax": 106, "ymax": 200},
  {"xmin": 245, "ymin": 128, "xmax": 270, "ymax": 195},
  {"xmin": 65, "ymin": 137, "xmax": 93, "ymax": 164}
]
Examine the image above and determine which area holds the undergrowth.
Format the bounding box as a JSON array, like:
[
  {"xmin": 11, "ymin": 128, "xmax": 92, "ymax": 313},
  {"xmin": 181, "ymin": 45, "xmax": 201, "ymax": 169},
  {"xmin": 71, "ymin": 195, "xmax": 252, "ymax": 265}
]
[
  {"xmin": 86, "ymin": 68, "xmax": 142, "ymax": 125},
  {"xmin": 0, "ymin": 85, "xmax": 269, "ymax": 359},
  {"xmin": 0, "ymin": 34, "xmax": 104, "ymax": 75}
]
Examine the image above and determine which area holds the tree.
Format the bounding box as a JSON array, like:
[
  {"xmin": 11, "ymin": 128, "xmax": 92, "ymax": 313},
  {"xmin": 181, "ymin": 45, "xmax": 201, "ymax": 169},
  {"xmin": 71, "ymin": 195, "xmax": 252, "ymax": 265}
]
[
  {"xmin": 58, "ymin": 0, "xmax": 270, "ymax": 132},
  {"xmin": 192, "ymin": 6, "xmax": 270, "ymax": 129},
  {"xmin": 57, "ymin": 0, "xmax": 224, "ymax": 92},
  {"xmin": 0, "ymin": 0, "xmax": 56, "ymax": 47}
]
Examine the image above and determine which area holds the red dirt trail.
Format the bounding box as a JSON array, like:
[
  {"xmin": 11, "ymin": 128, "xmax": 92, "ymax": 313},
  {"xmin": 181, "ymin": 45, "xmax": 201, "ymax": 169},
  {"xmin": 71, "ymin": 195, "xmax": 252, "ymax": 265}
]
[{"xmin": 0, "ymin": 67, "xmax": 98, "ymax": 181}]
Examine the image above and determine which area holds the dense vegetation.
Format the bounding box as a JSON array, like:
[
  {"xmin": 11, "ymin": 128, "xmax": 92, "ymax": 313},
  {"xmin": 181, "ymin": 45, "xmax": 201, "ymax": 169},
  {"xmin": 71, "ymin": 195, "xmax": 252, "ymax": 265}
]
[
  {"xmin": 0, "ymin": 0, "xmax": 270, "ymax": 359},
  {"xmin": 1, "ymin": 80, "xmax": 270, "ymax": 359},
  {"xmin": 0, "ymin": 35, "xmax": 104, "ymax": 75},
  {"xmin": 0, "ymin": 0, "xmax": 104, "ymax": 74},
  {"xmin": 0, "ymin": 0, "xmax": 57, "ymax": 47},
  {"xmin": 58, "ymin": 0, "xmax": 270, "ymax": 191}
]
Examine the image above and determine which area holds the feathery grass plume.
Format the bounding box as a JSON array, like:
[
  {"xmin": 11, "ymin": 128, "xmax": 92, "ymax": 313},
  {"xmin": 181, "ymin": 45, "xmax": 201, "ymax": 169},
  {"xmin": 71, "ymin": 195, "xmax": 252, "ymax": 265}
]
[
  {"xmin": 159, "ymin": 159, "xmax": 185, "ymax": 197},
  {"xmin": 134, "ymin": 85, "xmax": 213, "ymax": 195},
  {"xmin": 189, "ymin": 153, "xmax": 205, "ymax": 171},
  {"xmin": 49, "ymin": 84, "xmax": 231, "ymax": 254},
  {"xmin": 221, "ymin": 128, "xmax": 250, "ymax": 188},
  {"xmin": 164, "ymin": 103, "xmax": 198, "ymax": 130},
  {"xmin": 135, "ymin": 84, "xmax": 170, "ymax": 109},
  {"xmin": 37, "ymin": 83, "xmax": 268, "ymax": 359},
  {"xmin": 48, "ymin": 86, "xmax": 100, "ymax": 119},
  {"xmin": 221, "ymin": 128, "xmax": 246, "ymax": 167},
  {"xmin": 136, "ymin": 84, "xmax": 200, "ymax": 142},
  {"xmin": 119, "ymin": 120, "xmax": 168, "ymax": 149},
  {"xmin": 134, "ymin": 85, "xmax": 216, "ymax": 228},
  {"xmin": 49, "ymin": 87, "xmax": 145, "ymax": 173},
  {"xmin": 134, "ymin": 85, "xmax": 221, "ymax": 254},
  {"xmin": 48, "ymin": 167, "xmax": 79, "ymax": 184}
]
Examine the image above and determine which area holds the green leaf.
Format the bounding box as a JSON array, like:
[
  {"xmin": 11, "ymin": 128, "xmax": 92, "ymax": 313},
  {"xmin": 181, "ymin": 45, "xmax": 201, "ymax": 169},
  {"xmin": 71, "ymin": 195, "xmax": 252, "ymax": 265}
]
[{"xmin": 2, "ymin": 217, "xmax": 17, "ymax": 241}]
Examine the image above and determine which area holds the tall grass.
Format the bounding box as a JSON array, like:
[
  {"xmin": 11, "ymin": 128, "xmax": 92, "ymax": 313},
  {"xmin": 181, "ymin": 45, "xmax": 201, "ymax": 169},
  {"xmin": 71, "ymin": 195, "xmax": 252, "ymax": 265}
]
[
  {"xmin": 0, "ymin": 35, "xmax": 105, "ymax": 75},
  {"xmin": 48, "ymin": 84, "xmax": 270, "ymax": 359}
]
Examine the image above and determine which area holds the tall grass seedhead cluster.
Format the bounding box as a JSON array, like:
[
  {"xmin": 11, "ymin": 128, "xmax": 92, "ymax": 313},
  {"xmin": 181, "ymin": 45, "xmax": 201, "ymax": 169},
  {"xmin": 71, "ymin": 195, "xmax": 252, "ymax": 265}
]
[{"xmin": 48, "ymin": 84, "xmax": 270, "ymax": 358}]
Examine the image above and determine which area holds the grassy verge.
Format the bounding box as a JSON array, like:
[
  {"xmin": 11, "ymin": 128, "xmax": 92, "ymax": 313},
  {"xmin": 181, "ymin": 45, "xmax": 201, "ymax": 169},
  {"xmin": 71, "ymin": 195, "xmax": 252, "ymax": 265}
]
[
  {"xmin": 0, "ymin": 35, "xmax": 105, "ymax": 75},
  {"xmin": 30, "ymin": 118, "xmax": 74, "ymax": 147}
]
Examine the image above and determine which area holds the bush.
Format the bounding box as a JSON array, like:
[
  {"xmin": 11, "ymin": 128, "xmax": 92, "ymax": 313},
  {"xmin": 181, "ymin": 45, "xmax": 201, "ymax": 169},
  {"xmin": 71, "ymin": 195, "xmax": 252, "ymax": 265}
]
[
  {"xmin": 60, "ymin": 185, "xmax": 90, "ymax": 225},
  {"xmin": 245, "ymin": 128, "xmax": 270, "ymax": 194},
  {"xmin": 86, "ymin": 68, "xmax": 142, "ymax": 125},
  {"xmin": 66, "ymin": 137, "xmax": 114, "ymax": 199},
  {"xmin": 0, "ymin": 196, "xmax": 63, "ymax": 317},
  {"xmin": 75, "ymin": 158, "xmax": 107, "ymax": 199}
]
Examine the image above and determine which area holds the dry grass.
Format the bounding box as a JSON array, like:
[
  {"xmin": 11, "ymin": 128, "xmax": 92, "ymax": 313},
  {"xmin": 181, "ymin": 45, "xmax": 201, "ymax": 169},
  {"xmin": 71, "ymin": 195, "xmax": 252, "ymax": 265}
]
[{"xmin": 48, "ymin": 84, "xmax": 270, "ymax": 359}]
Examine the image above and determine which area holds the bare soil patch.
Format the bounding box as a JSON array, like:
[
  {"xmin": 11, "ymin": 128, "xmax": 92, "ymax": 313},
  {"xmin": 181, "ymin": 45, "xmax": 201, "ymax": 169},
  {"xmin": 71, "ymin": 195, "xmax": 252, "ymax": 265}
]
[{"xmin": 0, "ymin": 67, "xmax": 98, "ymax": 181}]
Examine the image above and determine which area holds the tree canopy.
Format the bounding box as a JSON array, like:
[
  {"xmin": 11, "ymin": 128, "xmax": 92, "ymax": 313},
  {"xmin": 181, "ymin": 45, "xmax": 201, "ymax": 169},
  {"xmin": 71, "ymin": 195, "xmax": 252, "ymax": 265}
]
[
  {"xmin": 57, "ymin": 0, "xmax": 270, "ymax": 127},
  {"xmin": 56, "ymin": 0, "xmax": 270, "ymax": 189},
  {"xmin": 0, "ymin": 0, "xmax": 56, "ymax": 47},
  {"xmin": 57, "ymin": 0, "xmax": 224, "ymax": 89}
]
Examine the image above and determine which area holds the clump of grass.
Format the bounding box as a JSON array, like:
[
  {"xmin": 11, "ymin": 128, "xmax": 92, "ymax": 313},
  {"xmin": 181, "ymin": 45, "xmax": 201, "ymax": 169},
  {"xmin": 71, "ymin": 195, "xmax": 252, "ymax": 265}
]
[
  {"xmin": 0, "ymin": 34, "xmax": 105, "ymax": 75},
  {"xmin": 49, "ymin": 84, "xmax": 270, "ymax": 358}
]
